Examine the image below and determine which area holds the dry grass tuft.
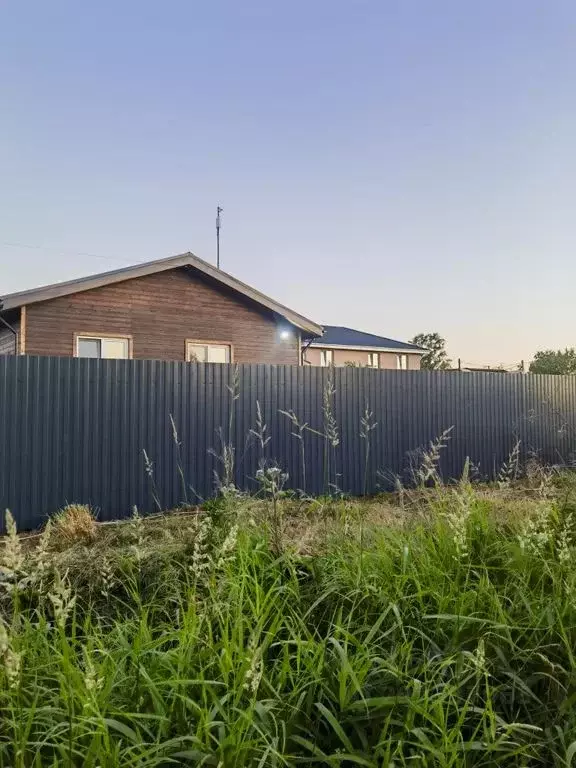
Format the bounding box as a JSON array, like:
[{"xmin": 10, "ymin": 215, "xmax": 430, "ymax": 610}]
[{"xmin": 51, "ymin": 504, "xmax": 98, "ymax": 547}]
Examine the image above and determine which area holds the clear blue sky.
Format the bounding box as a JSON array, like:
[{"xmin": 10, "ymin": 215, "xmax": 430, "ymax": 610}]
[{"xmin": 2, "ymin": 1, "xmax": 575, "ymax": 367}]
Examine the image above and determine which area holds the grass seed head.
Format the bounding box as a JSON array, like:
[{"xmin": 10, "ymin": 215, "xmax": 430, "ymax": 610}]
[
  {"xmin": 191, "ymin": 515, "xmax": 213, "ymax": 579},
  {"xmin": 49, "ymin": 571, "xmax": 76, "ymax": 628},
  {"xmin": 217, "ymin": 524, "xmax": 239, "ymax": 568},
  {"xmin": 1, "ymin": 509, "xmax": 24, "ymax": 582}
]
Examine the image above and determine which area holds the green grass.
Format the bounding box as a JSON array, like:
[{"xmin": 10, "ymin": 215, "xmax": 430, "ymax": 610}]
[{"xmin": 2, "ymin": 479, "xmax": 576, "ymax": 766}]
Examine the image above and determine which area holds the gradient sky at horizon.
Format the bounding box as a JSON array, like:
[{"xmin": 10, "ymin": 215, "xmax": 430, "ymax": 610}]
[{"xmin": 2, "ymin": 1, "xmax": 576, "ymax": 366}]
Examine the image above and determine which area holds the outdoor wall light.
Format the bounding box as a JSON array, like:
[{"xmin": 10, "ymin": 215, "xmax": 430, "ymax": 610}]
[{"xmin": 280, "ymin": 329, "xmax": 292, "ymax": 340}]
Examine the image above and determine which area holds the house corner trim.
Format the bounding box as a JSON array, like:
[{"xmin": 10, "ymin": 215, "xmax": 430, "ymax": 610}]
[{"xmin": 19, "ymin": 306, "xmax": 26, "ymax": 354}]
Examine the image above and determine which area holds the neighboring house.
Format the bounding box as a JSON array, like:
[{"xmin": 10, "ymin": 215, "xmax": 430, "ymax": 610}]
[
  {"xmin": 0, "ymin": 252, "xmax": 322, "ymax": 364},
  {"xmin": 303, "ymin": 326, "xmax": 425, "ymax": 370}
]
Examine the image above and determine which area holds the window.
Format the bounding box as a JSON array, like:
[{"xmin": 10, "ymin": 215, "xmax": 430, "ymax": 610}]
[
  {"xmin": 396, "ymin": 354, "xmax": 408, "ymax": 370},
  {"xmin": 367, "ymin": 352, "xmax": 380, "ymax": 369},
  {"xmin": 320, "ymin": 349, "xmax": 333, "ymax": 367},
  {"xmin": 77, "ymin": 336, "xmax": 129, "ymax": 359},
  {"xmin": 186, "ymin": 342, "xmax": 231, "ymax": 363}
]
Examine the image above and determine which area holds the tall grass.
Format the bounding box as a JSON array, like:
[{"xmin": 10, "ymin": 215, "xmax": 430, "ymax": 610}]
[{"xmin": 2, "ymin": 479, "xmax": 576, "ymax": 766}]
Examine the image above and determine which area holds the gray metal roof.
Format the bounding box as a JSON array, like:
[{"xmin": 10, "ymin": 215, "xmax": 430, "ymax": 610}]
[
  {"xmin": 310, "ymin": 325, "xmax": 426, "ymax": 352},
  {"xmin": 0, "ymin": 252, "xmax": 323, "ymax": 336}
]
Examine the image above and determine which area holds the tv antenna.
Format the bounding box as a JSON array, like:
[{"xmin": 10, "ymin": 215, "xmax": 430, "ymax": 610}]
[{"xmin": 216, "ymin": 206, "xmax": 223, "ymax": 269}]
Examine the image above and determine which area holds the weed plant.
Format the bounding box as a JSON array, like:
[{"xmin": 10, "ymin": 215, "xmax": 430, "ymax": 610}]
[{"xmin": 2, "ymin": 471, "xmax": 576, "ymax": 766}]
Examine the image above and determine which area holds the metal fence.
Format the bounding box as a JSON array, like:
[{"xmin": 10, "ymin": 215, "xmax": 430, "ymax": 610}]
[{"xmin": 1, "ymin": 355, "xmax": 575, "ymax": 530}]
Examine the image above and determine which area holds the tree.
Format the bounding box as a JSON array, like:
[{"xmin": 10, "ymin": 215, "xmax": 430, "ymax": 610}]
[
  {"xmin": 410, "ymin": 332, "xmax": 451, "ymax": 370},
  {"xmin": 529, "ymin": 348, "xmax": 576, "ymax": 374}
]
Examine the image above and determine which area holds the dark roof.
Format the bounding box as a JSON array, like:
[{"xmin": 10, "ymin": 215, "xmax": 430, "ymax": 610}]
[
  {"xmin": 310, "ymin": 325, "xmax": 426, "ymax": 352},
  {"xmin": 0, "ymin": 252, "xmax": 323, "ymax": 336}
]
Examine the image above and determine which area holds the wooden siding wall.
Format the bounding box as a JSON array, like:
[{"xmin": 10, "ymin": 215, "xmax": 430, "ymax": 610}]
[
  {"xmin": 0, "ymin": 312, "xmax": 20, "ymax": 355},
  {"xmin": 23, "ymin": 268, "xmax": 300, "ymax": 364}
]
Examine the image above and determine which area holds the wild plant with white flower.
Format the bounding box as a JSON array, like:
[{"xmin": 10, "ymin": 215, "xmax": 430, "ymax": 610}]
[
  {"xmin": 32, "ymin": 520, "xmax": 52, "ymax": 588},
  {"xmin": 441, "ymin": 462, "xmax": 475, "ymax": 560},
  {"xmin": 243, "ymin": 637, "xmax": 263, "ymax": 695},
  {"xmin": 0, "ymin": 509, "xmax": 26, "ymax": 597},
  {"xmin": 191, "ymin": 514, "xmax": 213, "ymax": 580},
  {"xmin": 465, "ymin": 637, "xmax": 488, "ymax": 679},
  {"xmin": 553, "ymin": 508, "xmax": 574, "ymax": 566},
  {"xmin": 99, "ymin": 555, "xmax": 115, "ymax": 598},
  {"xmin": 82, "ymin": 647, "xmax": 103, "ymax": 706},
  {"xmin": 256, "ymin": 465, "xmax": 289, "ymax": 555},
  {"xmin": 517, "ymin": 502, "xmax": 554, "ymax": 555},
  {"xmin": 49, "ymin": 571, "xmax": 76, "ymax": 629},
  {"xmin": 217, "ymin": 524, "xmax": 239, "ymax": 569},
  {"xmin": 0, "ymin": 617, "xmax": 21, "ymax": 691}
]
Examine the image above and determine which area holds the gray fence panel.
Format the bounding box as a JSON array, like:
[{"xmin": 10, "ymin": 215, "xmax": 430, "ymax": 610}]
[{"xmin": 1, "ymin": 357, "xmax": 576, "ymax": 531}]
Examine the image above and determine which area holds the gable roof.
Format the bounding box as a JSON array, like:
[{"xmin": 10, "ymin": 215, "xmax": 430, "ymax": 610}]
[
  {"xmin": 0, "ymin": 252, "xmax": 323, "ymax": 336},
  {"xmin": 310, "ymin": 325, "xmax": 426, "ymax": 353}
]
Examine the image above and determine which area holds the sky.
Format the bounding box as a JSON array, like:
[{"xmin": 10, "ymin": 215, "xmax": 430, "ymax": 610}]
[{"xmin": 1, "ymin": 1, "xmax": 576, "ymax": 367}]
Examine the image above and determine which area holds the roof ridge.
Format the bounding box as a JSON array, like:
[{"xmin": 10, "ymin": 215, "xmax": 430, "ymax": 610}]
[
  {"xmin": 0, "ymin": 252, "xmax": 323, "ymax": 336},
  {"xmin": 1, "ymin": 252, "xmax": 194, "ymax": 301}
]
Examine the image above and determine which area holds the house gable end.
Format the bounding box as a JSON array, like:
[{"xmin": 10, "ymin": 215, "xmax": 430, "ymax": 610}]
[
  {"xmin": 1, "ymin": 252, "xmax": 322, "ymax": 336},
  {"xmin": 23, "ymin": 267, "xmax": 301, "ymax": 364}
]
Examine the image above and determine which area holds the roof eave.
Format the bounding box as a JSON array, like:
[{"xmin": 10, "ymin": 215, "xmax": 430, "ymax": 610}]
[{"xmin": 308, "ymin": 342, "xmax": 426, "ymax": 354}]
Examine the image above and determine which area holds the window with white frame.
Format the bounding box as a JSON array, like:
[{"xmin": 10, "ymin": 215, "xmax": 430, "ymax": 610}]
[
  {"xmin": 320, "ymin": 349, "xmax": 334, "ymax": 367},
  {"xmin": 77, "ymin": 336, "xmax": 129, "ymax": 359},
  {"xmin": 367, "ymin": 352, "xmax": 380, "ymax": 368},
  {"xmin": 186, "ymin": 342, "xmax": 231, "ymax": 363},
  {"xmin": 396, "ymin": 354, "xmax": 408, "ymax": 370}
]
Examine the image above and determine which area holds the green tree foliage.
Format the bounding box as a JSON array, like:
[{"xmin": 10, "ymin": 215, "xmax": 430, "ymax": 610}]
[
  {"xmin": 410, "ymin": 331, "xmax": 451, "ymax": 370},
  {"xmin": 529, "ymin": 348, "xmax": 576, "ymax": 374}
]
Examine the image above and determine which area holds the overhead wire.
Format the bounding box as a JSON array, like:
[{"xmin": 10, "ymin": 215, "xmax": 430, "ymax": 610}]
[{"xmin": 0, "ymin": 240, "xmax": 136, "ymax": 265}]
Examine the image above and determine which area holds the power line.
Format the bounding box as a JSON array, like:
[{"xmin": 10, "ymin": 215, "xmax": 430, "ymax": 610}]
[{"xmin": 0, "ymin": 240, "xmax": 135, "ymax": 265}]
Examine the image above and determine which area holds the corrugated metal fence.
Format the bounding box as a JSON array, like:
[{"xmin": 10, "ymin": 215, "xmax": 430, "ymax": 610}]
[{"xmin": 1, "ymin": 356, "xmax": 575, "ymax": 530}]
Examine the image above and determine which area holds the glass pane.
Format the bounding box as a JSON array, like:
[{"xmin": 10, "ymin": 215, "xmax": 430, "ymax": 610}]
[
  {"xmin": 78, "ymin": 338, "xmax": 101, "ymax": 358},
  {"xmin": 102, "ymin": 338, "xmax": 129, "ymax": 359},
  {"xmin": 188, "ymin": 344, "xmax": 207, "ymax": 362},
  {"xmin": 207, "ymin": 345, "xmax": 229, "ymax": 363}
]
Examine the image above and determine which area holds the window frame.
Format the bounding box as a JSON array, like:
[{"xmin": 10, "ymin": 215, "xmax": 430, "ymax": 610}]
[
  {"xmin": 396, "ymin": 353, "xmax": 408, "ymax": 370},
  {"xmin": 320, "ymin": 349, "xmax": 334, "ymax": 367},
  {"xmin": 185, "ymin": 339, "xmax": 233, "ymax": 364},
  {"xmin": 75, "ymin": 333, "xmax": 132, "ymax": 359},
  {"xmin": 367, "ymin": 352, "xmax": 380, "ymax": 369}
]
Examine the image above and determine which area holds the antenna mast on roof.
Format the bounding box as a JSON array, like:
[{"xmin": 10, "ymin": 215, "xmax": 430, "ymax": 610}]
[{"xmin": 216, "ymin": 206, "xmax": 223, "ymax": 269}]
